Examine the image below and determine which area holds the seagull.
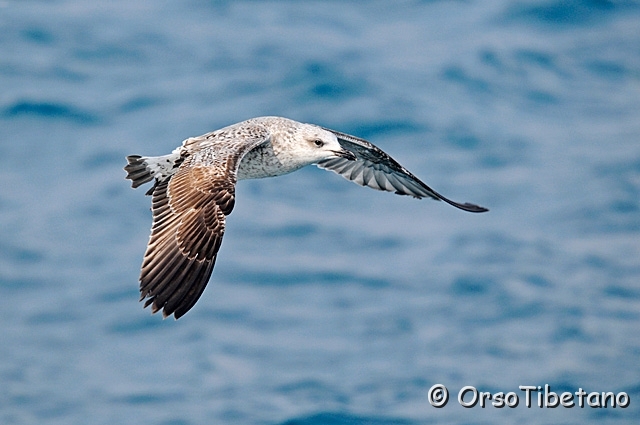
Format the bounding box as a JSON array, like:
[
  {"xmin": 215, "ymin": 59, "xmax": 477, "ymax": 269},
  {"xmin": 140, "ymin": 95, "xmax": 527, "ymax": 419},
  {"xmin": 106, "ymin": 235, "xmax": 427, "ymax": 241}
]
[{"xmin": 125, "ymin": 116, "xmax": 487, "ymax": 319}]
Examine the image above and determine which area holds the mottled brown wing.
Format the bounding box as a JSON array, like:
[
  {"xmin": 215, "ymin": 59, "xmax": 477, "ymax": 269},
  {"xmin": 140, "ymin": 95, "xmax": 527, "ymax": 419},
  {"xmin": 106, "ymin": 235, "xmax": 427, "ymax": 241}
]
[
  {"xmin": 139, "ymin": 128, "xmax": 270, "ymax": 319},
  {"xmin": 139, "ymin": 165, "xmax": 235, "ymax": 319},
  {"xmin": 318, "ymin": 128, "xmax": 488, "ymax": 213}
]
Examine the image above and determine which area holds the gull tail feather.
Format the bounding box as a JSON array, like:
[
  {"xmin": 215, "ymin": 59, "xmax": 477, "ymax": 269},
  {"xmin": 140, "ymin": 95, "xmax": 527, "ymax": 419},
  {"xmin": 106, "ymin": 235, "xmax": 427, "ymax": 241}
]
[{"xmin": 124, "ymin": 151, "xmax": 183, "ymax": 192}]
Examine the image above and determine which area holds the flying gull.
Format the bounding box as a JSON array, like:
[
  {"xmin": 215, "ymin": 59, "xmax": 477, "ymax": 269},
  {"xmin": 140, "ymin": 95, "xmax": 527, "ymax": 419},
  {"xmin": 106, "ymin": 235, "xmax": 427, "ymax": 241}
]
[{"xmin": 125, "ymin": 116, "xmax": 487, "ymax": 319}]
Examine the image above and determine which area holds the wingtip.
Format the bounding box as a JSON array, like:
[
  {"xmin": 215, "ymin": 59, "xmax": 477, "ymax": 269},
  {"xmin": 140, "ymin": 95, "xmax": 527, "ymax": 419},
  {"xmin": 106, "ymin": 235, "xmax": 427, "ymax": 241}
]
[
  {"xmin": 461, "ymin": 203, "xmax": 489, "ymax": 213},
  {"xmin": 438, "ymin": 196, "xmax": 489, "ymax": 213},
  {"xmin": 142, "ymin": 296, "xmax": 177, "ymax": 320}
]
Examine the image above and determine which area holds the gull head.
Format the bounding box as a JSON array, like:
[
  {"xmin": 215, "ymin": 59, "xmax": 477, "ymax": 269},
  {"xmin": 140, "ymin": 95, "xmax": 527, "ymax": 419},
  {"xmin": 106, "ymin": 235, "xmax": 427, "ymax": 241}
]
[{"xmin": 292, "ymin": 123, "xmax": 356, "ymax": 164}]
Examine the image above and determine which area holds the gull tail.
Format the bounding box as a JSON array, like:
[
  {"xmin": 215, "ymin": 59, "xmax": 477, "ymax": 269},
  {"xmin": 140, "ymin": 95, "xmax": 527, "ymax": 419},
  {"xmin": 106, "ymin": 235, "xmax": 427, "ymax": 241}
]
[
  {"xmin": 124, "ymin": 150, "xmax": 183, "ymax": 194},
  {"xmin": 124, "ymin": 155, "xmax": 154, "ymax": 188}
]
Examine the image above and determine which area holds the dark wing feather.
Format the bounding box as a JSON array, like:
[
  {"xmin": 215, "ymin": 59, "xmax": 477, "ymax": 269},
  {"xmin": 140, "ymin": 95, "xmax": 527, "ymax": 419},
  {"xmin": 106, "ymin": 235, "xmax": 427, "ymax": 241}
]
[
  {"xmin": 138, "ymin": 129, "xmax": 269, "ymax": 319},
  {"xmin": 319, "ymin": 128, "xmax": 488, "ymax": 213}
]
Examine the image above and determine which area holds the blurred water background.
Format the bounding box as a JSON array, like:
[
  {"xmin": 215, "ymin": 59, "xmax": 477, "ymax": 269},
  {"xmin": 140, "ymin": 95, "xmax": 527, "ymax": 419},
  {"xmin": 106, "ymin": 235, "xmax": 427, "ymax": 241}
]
[{"xmin": 1, "ymin": 1, "xmax": 639, "ymax": 424}]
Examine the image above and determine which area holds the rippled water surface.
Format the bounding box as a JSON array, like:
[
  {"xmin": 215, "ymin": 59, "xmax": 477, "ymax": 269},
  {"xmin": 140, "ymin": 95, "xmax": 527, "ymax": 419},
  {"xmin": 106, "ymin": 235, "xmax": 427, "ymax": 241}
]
[{"xmin": 1, "ymin": 1, "xmax": 639, "ymax": 424}]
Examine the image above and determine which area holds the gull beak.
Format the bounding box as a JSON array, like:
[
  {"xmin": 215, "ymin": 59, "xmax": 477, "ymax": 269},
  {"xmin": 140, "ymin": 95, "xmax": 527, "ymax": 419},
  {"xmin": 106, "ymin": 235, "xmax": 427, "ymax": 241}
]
[{"xmin": 333, "ymin": 148, "xmax": 356, "ymax": 161}]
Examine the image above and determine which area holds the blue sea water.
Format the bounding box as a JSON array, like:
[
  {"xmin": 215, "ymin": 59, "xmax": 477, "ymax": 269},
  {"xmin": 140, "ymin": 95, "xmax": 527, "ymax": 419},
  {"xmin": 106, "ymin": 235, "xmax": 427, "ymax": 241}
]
[{"xmin": 1, "ymin": 0, "xmax": 639, "ymax": 424}]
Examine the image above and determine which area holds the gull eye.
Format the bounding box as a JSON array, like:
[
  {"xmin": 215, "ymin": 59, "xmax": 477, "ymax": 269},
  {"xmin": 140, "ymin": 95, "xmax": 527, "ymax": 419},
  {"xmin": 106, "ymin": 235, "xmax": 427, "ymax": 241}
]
[{"xmin": 313, "ymin": 139, "xmax": 324, "ymax": 147}]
